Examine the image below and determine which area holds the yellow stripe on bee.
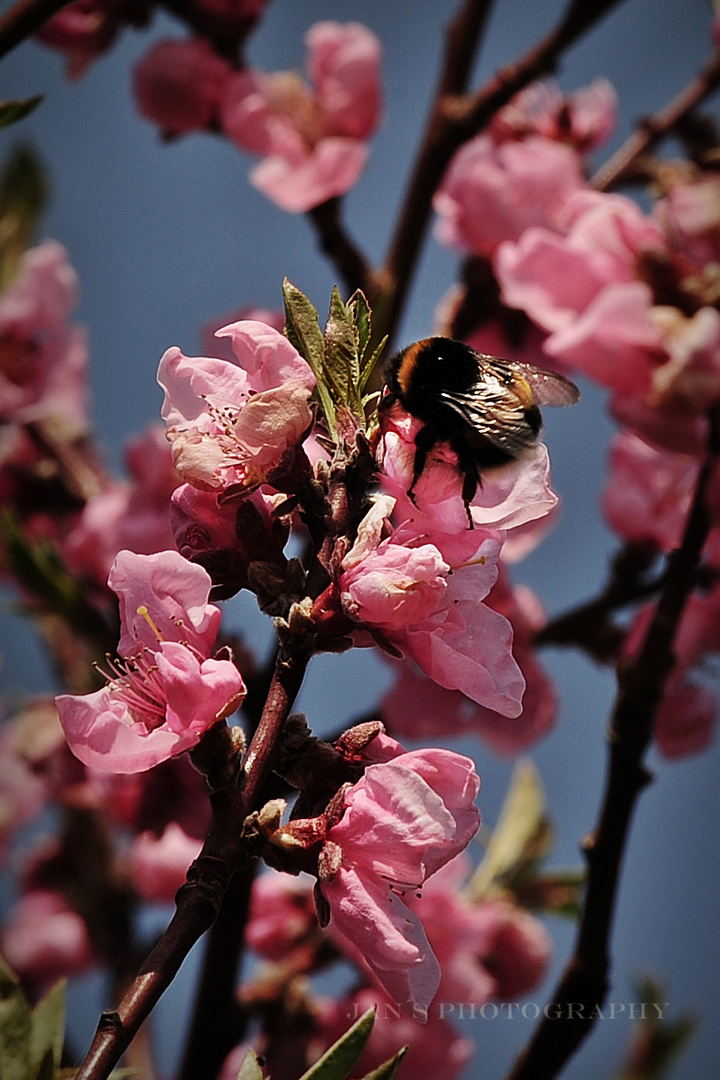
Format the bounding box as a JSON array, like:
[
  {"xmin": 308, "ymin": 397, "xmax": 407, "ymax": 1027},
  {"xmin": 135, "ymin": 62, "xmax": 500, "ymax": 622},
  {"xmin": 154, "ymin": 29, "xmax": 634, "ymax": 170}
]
[
  {"xmin": 513, "ymin": 374, "xmax": 535, "ymax": 409},
  {"xmin": 397, "ymin": 340, "xmax": 429, "ymax": 395}
]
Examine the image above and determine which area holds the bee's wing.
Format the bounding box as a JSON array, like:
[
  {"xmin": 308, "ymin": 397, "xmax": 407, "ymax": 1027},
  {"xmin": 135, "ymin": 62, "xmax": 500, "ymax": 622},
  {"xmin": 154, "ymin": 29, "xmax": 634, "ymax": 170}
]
[
  {"xmin": 515, "ymin": 363, "xmax": 580, "ymax": 407},
  {"xmin": 437, "ymin": 384, "xmax": 536, "ymax": 455}
]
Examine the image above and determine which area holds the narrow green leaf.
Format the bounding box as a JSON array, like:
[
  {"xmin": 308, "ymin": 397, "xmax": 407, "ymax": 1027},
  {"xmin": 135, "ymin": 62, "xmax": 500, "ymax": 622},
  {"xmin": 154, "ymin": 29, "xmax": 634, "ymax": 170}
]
[
  {"xmin": 468, "ymin": 759, "xmax": 546, "ymax": 900},
  {"xmin": 0, "ymin": 143, "xmax": 49, "ymax": 289},
  {"xmin": 357, "ymin": 1045, "xmax": 408, "ymax": 1080},
  {"xmin": 283, "ymin": 278, "xmax": 336, "ymax": 437},
  {"xmin": 324, "ymin": 285, "xmax": 361, "ymax": 412},
  {"xmin": 359, "ymin": 335, "xmax": 388, "ymax": 395},
  {"xmin": 234, "ymin": 1047, "xmax": 265, "ymax": 1080},
  {"xmin": 29, "ymin": 979, "xmax": 65, "ymax": 1079},
  {"xmin": 32, "ymin": 1048, "xmax": 55, "ymax": 1080},
  {"xmin": 347, "ymin": 289, "xmax": 371, "ymax": 367},
  {"xmin": 0, "ymin": 96, "xmax": 43, "ymax": 130},
  {"xmin": 282, "ymin": 278, "xmax": 326, "ymax": 375},
  {"xmin": 0, "ymin": 954, "xmax": 32, "ymax": 1080},
  {"xmin": 298, "ymin": 1007, "xmax": 376, "ymax": 1080}
]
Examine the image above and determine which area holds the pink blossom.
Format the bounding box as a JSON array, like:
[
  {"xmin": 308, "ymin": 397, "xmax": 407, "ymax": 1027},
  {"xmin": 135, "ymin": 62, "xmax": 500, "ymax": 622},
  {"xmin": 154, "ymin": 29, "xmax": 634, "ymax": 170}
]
[
  {"xmin": 0, "ymin": 240, "xmax": 88, "ymax": 429},
  {"xmin": 56, "ymin": 550, "xmax": 246, "ymax": 773},
  {"xmin": 319, "ymin": 743, "xmax": 480, "ymax": 1012},
  {"xmin": 654, "ymin": 678, "xmax": 716, "ymax": 759},
  {"xmin": 134, "ymin": 38, "xmax": 233, "ymax": 136},
  {"xmin": 381, "ymin": 570, "xmax": 556, "ymax": 754},
  {"xmin": 496, "ymin": 184, "xmax": 720, "ymax": 447},
  {"xmin": 602, "ymin": 431, "xmax": 699, "ymax": 550},
  {"xmin": 36, "ymin": 0, "xmax": 149, "ymax": 78},
  {"xmin": 0, "ymin": 722, "xmax": 47, "ymax": 863},
  {"xmin": 63, "ymin": 423, "xmax": 179, "ymax": 589},
  {"xmin": 246, "ymin": 871, "xmax": 317, "ymax": 961},
  {"xmin": 490, "ymin": 78, "xmax": 617, "ymax": 152},
  {"xmin": 1, "ymin": 890, "xmax": 96, "ymax": 988},
  {"xmin": 405, "ymin": 858, "xmax": 550, "ymax": 1003},
  {"xmin": 659, "ymin": 174, "xmax": 720, "ymax": 266},
  {"xmin": 201, "ymin": 306, "xmax": 284, "ymax": 363},
  {"xmin": 221, "ymin": 22, "xmax": 382, "ymax": 211},
  {"xmin": 127, "ymin": 822, "xmax": 203, "ymax": 901},
  {"xmin": 434, "ymin": 135, "xmax": 585, "ymax": 257},
  {"xmin": 379, "ymin": 408, "xmax": 558, "ymax": 535},
  {"xmin": 338, "ymin": 498, "xmax": 526, "ymax": 716},
  {"xmin": 496, "ymin": 192, "xmax": 666, "ymax": 337},
  {"xmin": 623, "ymin": 600, "xmax": 719, "ymax": 759},
  {"xmin": 158, "ymin": 320, "xmax": 314, "ymax": 493}
]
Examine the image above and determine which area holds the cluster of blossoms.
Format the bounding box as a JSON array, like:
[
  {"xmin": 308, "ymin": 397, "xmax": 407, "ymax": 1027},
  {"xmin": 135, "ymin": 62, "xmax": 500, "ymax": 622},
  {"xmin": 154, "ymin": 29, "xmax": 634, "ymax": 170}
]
[
  {"xmin": 38, "ymin": 5, "xmax": 383, "ymax": 212},
  {"xmin": 0, "ymin": 258, "xmax": 561, "ymax": 1074},
  {"xmin": 432, "ymin": 66, "xmax": 720, "ymax": 758}
]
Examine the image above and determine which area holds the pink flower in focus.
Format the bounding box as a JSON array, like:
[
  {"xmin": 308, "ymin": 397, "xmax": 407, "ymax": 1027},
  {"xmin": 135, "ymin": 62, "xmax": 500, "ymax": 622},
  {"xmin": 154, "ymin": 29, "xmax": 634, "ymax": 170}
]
[
  {"xmin": 381, "ymin": 568, "xmax": 556, "ymax": 754},
  {"xmin": 56, "ymin": 550, "xmax": 246, "ymax": 772},
  {"xmin": 338, "ymin": 497, "xmax": 526, "ymax": 716},
  {"xmin": 1, "ymin": 890, "xmax": 96, "ymax": 988},
  {"xmin": 221, "ymin": 21, "xmax": 382, "ymax": 211},
  {"xmin": 134, "ymin": 38, "xmax": 233, "ymax": 136},
  {"xmin": 379, "ymin": 407, "xmax": 558, "ymax": 536},
  {"xmin": 434, "ymin": 135, "xmax": 585, "ymax": 257},
  {"xmin": 158, "ymin": 319, "xmax": 315, "ymax": 494},
  {"xmin": 127, "ymin": 822, "xmax": 203, "ymax": 901},
  {"xmin": 319, "ymin": 742, "xmax": 480, "ymax": 1012}
]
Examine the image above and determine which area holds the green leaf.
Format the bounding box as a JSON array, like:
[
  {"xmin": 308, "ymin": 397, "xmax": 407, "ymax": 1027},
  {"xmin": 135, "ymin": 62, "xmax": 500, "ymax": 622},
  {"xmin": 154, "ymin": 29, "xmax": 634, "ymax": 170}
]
[
  {"xmin": 283, "ymin": 278, "xmax": 337, "ymax": 438},
  {"xmin": 468, "ymin": 759, "xmax": 546, "ymax": 900},
  {"xmin": 29, "ymin": 980, "xmax": 65, "ymax": 1080},
  {"xmin": 234, "ymin": 1048, "xmax": 265, "ymax": 1080},
  {"xmin": 357, "ymin": 1045, "xmax": 408, "ymax": 1080},
  {"xmin": 0, "ymin": 954, "xmax": 32, "ymax": 1080},
  {"xmin": 0, "ymin": 96, "xmax": 43, "ymax": 131},
  {"xmin": 347, "ymin": 290, "xmax": 371, "ymax": 367},
  {"xmin": 0, "ymin": 143, "xmax": 49, "ymax": 290},
  {"xmin": 324, "ymin": 286, "xmax": 361, "ymax": 414},
  {"xmin": 298, "ymin": 1007, "xmax": 376, "ymax": 1080},
  {"xmin": 359, "ymin": 335, "xmax": 388, "ymax": 396}
]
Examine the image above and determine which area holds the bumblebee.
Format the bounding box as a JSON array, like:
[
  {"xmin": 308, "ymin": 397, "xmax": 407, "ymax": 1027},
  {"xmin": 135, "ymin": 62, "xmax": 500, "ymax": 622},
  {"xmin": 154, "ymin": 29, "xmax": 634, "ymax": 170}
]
[{"xmin": 379, "ymin": 336, "xmax": 579, "ymax": 522}]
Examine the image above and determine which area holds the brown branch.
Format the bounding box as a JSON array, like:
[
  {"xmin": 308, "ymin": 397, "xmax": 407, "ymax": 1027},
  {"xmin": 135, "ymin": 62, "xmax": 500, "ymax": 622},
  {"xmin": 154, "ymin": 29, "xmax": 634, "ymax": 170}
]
[
  {"xmin": 504, "ymin": 413, "xmax": 719, "ymax": 1080},
  {"xmin": 306, "ymin": 197, "xmax": 374, "ymax": 300},
  {"xmin": 73, "ymin": 649, "xmax": 309, "ymax": 1080},
  {"xmin": 0, "ymin": 0, "xmax": 70, "ymax": 60},
  {"xmin": 592, "ymin": 46, "xmax": 720, "ymax": 191},
  {"xmin": 380, "ymin": 0, "xmax": 626, "ymax": 347}
]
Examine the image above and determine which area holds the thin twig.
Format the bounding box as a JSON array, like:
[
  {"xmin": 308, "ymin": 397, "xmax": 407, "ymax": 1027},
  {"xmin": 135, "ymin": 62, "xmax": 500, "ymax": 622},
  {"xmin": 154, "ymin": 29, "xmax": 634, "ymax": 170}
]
[
  {"xmin": 73, "ymin": 651, "xmax": 309, "ymax": 1080},
  {"xmin": 307, "ymin": 198, "xmax": 374, "ymax": 300},
  {"xmin": 504, "ymin": 414, "xmax": 719, "ymax": 1080},
  {"xmin": 0, "ymin": 0, "xmax": 70, "ymax": 60},
  {"xmin": 380, "ymin": 0, "xmax": 626, "ymax": 347},
  {"xmin": 592, "ymin": 46, "xmax": 720, "ymax": 191}
]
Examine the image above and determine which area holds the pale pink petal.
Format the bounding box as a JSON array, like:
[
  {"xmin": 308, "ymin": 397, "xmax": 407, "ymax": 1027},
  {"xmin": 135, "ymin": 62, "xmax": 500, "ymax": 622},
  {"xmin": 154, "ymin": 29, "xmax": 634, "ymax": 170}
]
[
  {"xmin": 249, "ymin": 137, "xmax": 369, "ymax": 212},
  {"xmin": 109, "ymin": 549, "xmax": 220, "ymax": 657},
  {"xmin": 55, "ymin": 687, "xmax": 195, "ymax": 773}
]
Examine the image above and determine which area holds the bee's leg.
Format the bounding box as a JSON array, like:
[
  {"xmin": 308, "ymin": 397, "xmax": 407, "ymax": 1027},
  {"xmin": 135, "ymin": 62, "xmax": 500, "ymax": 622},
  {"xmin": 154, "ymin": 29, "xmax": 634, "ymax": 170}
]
[
  {"xmin": 408, "ymin": 425, "xmax": 435, "ymax": 506},
  {"xmin": 458, "ymin": 456, "xmax": 479, "ymax": 530}
]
